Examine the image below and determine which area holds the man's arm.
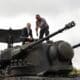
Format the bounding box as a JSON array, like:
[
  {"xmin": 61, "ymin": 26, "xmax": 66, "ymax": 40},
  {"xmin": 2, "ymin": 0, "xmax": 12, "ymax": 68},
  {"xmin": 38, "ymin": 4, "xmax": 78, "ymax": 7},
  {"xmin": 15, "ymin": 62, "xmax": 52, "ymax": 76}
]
[
  {"xmin": 36, "ymin": 21, "xmax": 39, "ymax": 36},
  {"xmin": 30, "ymin": 29, "xmax": 33, "ymax": 38}
]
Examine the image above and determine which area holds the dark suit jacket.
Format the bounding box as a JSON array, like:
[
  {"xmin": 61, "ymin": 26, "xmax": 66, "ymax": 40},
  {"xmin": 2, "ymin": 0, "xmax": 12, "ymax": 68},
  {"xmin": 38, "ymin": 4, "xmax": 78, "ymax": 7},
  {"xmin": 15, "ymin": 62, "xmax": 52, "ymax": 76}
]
[{"xmin": 21, "ymin": 27, "xmax": 33, "ymax": 38}]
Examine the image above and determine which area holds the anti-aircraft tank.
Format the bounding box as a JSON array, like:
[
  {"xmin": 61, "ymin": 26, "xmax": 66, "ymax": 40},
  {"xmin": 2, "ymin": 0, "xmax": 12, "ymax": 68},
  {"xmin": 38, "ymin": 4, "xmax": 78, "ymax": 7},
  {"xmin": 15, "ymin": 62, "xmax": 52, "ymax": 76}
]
[{"xmin": 1, "ymin": 21, "xmax": 80, "ymax": 80}]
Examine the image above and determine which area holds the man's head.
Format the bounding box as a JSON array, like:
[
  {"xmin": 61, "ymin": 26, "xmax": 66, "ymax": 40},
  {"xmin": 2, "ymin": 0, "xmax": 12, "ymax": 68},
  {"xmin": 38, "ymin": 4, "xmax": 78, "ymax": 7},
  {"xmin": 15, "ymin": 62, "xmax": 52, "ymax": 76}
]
[
  {"xmin": 36, "ymin": 14, "xmax": 41, "ymax": 21},
  {"xmin": 26, "ymin": 23, "xmax": 31, "ymax": 29}
]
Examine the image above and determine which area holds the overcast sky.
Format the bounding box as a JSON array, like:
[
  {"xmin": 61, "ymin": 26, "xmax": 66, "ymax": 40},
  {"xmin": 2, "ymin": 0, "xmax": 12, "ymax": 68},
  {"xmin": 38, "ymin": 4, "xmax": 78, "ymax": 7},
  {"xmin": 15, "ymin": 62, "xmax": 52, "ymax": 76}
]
[
  {"xmin": 0, "ymin": 0, "xmax": 80, "ymax": 16},
  {"xmin": 0, "ymin": 0, "xmax": 80, "ymax": 69}
]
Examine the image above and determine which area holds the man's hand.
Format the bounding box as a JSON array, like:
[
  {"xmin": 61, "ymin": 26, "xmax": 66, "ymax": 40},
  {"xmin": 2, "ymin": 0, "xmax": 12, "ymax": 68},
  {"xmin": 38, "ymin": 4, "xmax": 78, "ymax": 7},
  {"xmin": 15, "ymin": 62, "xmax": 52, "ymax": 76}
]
[{"xmin": 29, "ymin": 37, "xmax": 33, "ymax": 41}]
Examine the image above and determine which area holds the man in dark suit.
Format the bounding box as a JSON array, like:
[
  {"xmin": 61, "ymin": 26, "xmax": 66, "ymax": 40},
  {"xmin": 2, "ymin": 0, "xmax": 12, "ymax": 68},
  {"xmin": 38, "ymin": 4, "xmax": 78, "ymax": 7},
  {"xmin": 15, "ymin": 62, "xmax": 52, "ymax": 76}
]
[{"xmin": 21, "ymin": 23, "xmax": 33, "ymax": 44}]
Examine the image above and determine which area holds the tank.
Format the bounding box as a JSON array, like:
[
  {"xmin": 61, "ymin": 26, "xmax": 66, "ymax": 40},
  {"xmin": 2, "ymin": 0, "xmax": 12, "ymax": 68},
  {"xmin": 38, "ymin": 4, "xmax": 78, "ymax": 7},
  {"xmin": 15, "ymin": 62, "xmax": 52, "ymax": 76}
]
[{"xmin": 0, "ymin": 21, "xmax": 79, "ymax": 80}]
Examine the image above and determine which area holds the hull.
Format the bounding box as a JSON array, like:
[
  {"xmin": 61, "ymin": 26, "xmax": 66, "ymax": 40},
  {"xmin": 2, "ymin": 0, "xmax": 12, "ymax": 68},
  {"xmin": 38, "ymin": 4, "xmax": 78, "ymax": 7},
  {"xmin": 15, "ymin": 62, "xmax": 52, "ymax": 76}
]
[{"xmin": 3, "ymin": 76, "xmax": 80, "ymax": 80}]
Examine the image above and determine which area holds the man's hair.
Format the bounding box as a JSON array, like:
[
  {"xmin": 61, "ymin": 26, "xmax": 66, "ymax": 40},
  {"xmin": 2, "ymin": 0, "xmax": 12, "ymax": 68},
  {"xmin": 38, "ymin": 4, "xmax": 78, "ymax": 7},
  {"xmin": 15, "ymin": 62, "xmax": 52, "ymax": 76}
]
[{"xmin": 36, "ymin": 14, "xmax": 40, "ymax": 17}]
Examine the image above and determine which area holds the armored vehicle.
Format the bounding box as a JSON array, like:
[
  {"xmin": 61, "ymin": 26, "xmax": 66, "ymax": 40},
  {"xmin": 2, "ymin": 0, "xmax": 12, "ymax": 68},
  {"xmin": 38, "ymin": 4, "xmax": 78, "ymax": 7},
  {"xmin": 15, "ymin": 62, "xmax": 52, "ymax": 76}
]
[{"xmin": 0, "ymin": 21, "xmax": 80, "ymax": 80}]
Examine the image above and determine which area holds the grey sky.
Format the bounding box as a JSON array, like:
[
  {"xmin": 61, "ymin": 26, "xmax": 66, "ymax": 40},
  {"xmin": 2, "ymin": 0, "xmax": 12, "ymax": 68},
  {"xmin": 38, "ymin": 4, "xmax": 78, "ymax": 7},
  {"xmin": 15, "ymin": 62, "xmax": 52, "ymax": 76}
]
[{"xmin": 0, "ymin": 0, "xmax": 80, "ymax": 16}]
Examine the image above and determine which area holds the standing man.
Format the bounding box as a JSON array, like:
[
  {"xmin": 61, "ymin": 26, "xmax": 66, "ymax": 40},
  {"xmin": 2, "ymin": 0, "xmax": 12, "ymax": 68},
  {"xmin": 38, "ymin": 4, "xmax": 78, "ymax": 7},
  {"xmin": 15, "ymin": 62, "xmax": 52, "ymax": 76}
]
[
  {"xmin": 35, "ymin": 14, "xmax": 49, "ymax": 40},
  {"xmin": 21, "ymin": 23, "xmax": 33, "ymax": 44}
]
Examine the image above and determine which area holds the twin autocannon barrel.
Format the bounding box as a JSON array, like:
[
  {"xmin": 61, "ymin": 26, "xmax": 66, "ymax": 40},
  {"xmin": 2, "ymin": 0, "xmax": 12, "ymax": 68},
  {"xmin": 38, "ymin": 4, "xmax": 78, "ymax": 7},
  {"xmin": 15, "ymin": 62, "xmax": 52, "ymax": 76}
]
[{"xmin": 72, "ymin": 43, "xmax": 80, "ymax": 49}]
